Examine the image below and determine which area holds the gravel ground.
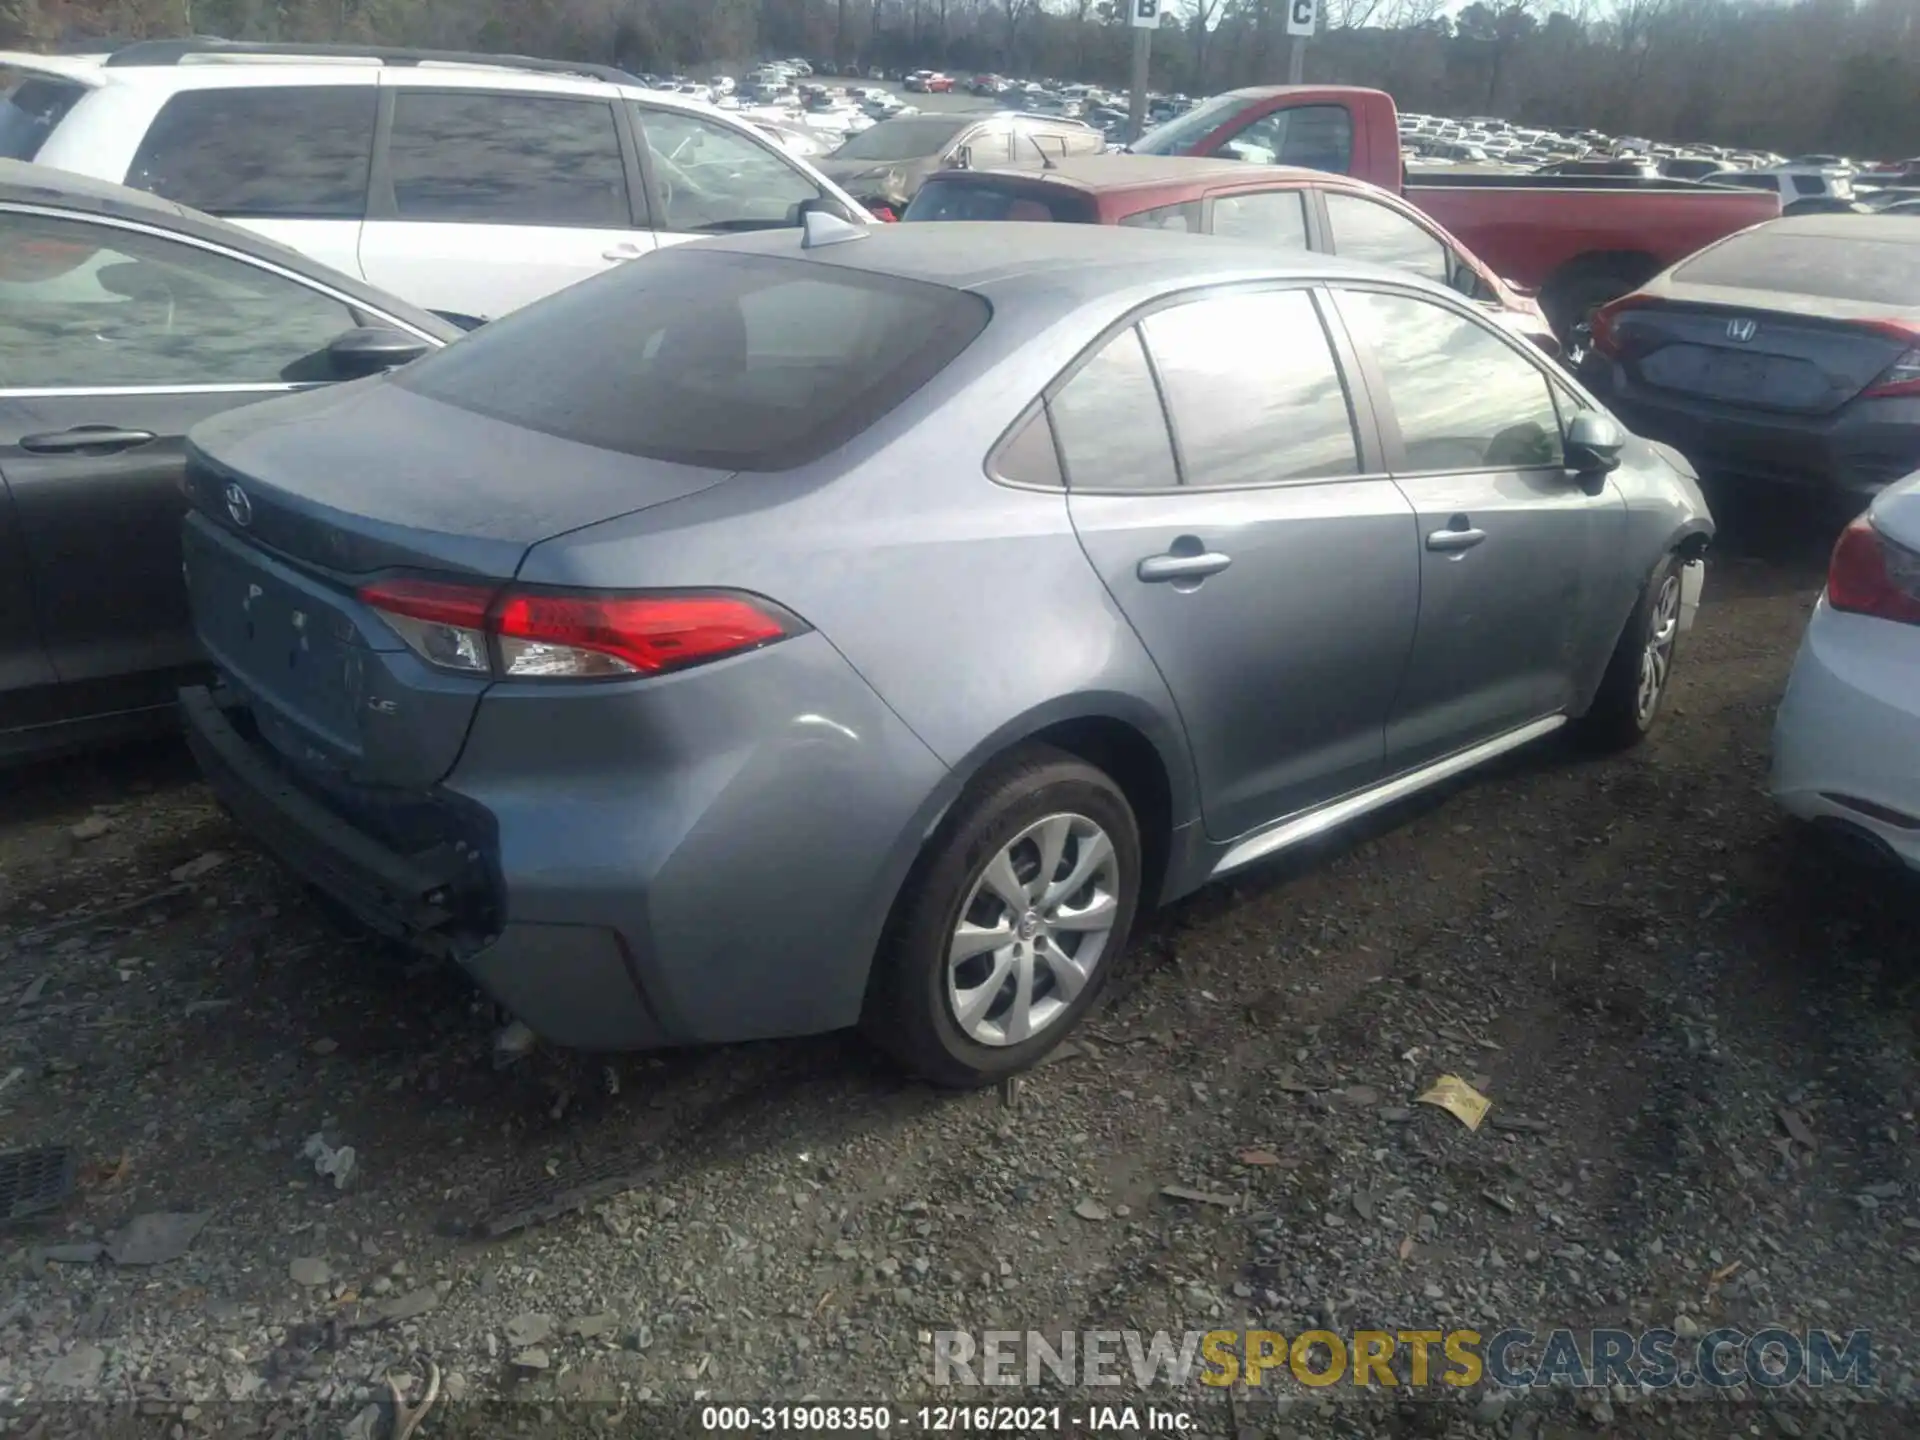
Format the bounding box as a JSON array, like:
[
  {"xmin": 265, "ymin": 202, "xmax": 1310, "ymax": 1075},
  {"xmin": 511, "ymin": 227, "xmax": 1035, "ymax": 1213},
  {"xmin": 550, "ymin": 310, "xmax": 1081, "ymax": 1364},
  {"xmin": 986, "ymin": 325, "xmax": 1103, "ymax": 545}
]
[{"xmin": 1, "ymin": 493, "xmax": 1915, "ymax": 1439}]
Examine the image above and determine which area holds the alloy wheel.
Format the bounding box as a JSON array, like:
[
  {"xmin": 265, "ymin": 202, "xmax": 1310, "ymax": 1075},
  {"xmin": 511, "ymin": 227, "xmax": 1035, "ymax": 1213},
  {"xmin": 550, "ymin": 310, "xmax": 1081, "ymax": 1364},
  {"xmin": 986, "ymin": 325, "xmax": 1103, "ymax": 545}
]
[
  {"xmin": 946, "ymin": 812, "xmax": 1121, "ymax": 1047},
  {"xmin": 1636, "ymin": 573, "xmax": 1681, "ymax": 724}
]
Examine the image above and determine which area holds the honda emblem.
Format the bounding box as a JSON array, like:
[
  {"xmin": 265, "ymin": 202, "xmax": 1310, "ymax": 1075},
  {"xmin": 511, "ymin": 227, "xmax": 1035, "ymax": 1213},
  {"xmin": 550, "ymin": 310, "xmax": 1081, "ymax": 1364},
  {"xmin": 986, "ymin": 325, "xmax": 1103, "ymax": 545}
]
[{"xmin": 1725, "ymin": 318, "xmax": 1758, "ymax": 343}]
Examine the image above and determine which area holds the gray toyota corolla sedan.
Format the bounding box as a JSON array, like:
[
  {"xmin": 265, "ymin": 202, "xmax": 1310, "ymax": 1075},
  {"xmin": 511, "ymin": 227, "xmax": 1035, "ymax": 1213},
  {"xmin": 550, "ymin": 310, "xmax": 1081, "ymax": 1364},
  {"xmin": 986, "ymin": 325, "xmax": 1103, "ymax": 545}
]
[{"xmin": 177, "ymin": 219, "xmax": 1713, "ymax": 1086}]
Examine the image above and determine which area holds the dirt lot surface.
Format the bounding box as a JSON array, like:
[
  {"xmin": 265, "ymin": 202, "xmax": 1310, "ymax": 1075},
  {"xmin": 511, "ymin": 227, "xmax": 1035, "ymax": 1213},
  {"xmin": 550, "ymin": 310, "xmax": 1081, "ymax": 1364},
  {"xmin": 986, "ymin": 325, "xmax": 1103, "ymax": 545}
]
[{"xmin": 1, "ymin": 495, "xmax": 1916, "ymax": 1439}]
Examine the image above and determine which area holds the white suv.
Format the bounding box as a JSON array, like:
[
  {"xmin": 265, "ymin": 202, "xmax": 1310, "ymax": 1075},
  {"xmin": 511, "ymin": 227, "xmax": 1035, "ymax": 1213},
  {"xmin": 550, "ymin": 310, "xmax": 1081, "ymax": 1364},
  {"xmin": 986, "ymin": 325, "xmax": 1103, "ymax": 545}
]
[{"xmin": 2, "ymin": 40, "xmax": 870, "ymax": 322}]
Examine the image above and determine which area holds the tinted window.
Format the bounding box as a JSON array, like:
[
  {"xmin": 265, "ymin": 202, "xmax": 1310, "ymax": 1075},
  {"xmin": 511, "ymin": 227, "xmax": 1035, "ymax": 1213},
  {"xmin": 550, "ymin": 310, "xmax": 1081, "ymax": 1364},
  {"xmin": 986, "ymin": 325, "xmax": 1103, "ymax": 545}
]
[
  {"xmin": 0, "ymin": 70, "xmax": 85, "ymax": 162},
  {"xmin": 1324, "ymin": 192, "xmax": 1449, "ymax": 283},
  {"xmin": 1674, "ymin": 230, "xmax": 1920, "ymax": 305},
  {"xmin": 994, "ymin": 409, "xmax": 1063, "ymax": 487},
  {"xmin": 396, "ymin": 249, "xmax": 987, "ymax": 471},
  {"xmin": 0, "ymin": 212, "xmax": 360, "ymax": 389},
  {"xmin": 635, "ymin": 108, "xmax": 821, "ymax": 233},
  {"xmin": 1339, "ymin": 289, "xmax": 1562, "ymax": 472},
  {"xmin": 1142, "ymin": 291, "xmax": 1357, "ymax": 485},
  {"xmin": 1797, "ymin": 175, "xmax": 1828, "ymax": 196},
  {"xmin": 1210, "ymin": 189, "xmax": 1309, "ymax": 247},
  {"xmin": 1118, "ymin": 201, "xmax": 1203, "ymax": 233},
  {"xmin": 1217, "ymin": 105, "xmax": 1353, "ymax": 174},
  {"xmin": 388, "ymin": 93, "xmax": 627, "ymax": 227},
  {"xmin": 126, "ymin": 87, "xmax": 375, "ymax": 219},
  {"xmin": 1049, "ymin": 328, "xmax": 1178, "ymax": 491},
  {"xmin": 903, "ymin": 180, "xmax": 1095, "ymax": 224},
  {"xmin": 830, "ymin": 116, "xmax": 969, "ymax": 162}
]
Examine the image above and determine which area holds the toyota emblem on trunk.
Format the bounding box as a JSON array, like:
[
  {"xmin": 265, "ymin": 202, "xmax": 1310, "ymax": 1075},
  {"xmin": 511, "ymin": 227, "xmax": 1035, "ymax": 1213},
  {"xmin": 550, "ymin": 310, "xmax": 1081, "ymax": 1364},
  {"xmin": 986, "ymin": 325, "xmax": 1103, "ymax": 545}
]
[
  {"xmin": 223, "ymin": 481, "xmax": 253, "ymax": 528},
  {"xmin": 1726, "ymin": 318, "xmax": 1758, "ymax": 343}
]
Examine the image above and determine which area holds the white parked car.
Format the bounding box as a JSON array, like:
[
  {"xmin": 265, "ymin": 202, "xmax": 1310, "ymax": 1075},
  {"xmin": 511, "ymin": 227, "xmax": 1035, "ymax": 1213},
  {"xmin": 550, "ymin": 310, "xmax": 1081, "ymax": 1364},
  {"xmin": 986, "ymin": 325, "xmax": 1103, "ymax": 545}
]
[
  {"xmin": 1773, "ymin": 472, "xmax": 1920, "ymax": 872},
  {"xmin": 3, "ymin": 40, "xmax": 868, "ymax": 323}
]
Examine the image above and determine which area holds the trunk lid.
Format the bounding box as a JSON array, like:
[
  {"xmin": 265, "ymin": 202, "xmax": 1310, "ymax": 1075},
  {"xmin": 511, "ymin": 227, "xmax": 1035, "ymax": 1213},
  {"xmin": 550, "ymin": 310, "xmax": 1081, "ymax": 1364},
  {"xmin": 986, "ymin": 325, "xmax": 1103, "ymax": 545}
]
[
  {"xmin": 1610, "ymin": 302, "xmax": 1909, "ymax": 415},
  {"xmin": 183, "ymin": 380, "xmax": 734, "ymax": 790}
]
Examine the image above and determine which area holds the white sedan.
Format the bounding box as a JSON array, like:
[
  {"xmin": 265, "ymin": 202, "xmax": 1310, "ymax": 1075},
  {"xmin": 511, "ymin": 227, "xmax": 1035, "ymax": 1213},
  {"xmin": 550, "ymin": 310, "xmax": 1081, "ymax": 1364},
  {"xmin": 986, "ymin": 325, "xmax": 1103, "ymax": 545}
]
[{"xmin": 1772, "ymin": 472, "xmax": 1920, "ymax": 871}]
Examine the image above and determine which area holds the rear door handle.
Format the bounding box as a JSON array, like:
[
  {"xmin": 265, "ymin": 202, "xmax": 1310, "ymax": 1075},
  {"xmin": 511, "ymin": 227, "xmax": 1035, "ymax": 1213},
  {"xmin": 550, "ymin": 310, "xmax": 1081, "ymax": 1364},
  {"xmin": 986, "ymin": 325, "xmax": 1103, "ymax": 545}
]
[
  {"xmin": 1137, "ymin": 551, "xmax": 1233, "ymax": 583},
  {"xmin": 1426, "ymin": 526, "xmax": 1488, "ymax": 553},
  {"xmin": 19, "ymin": 426, "xmax": 158, "ymax": 455}
]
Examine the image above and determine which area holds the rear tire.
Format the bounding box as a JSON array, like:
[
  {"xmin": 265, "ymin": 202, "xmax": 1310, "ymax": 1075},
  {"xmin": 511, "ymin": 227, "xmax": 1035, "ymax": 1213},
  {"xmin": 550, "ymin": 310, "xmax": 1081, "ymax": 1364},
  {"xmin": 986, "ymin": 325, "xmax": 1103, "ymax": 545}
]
[
  {"xmin": 1576, "ymin": 554, "xmax": 1684, "ymax": 752},
  {"xmin": 864, "ymin": 745, "xmax": 1141, "ymax": 1088}
]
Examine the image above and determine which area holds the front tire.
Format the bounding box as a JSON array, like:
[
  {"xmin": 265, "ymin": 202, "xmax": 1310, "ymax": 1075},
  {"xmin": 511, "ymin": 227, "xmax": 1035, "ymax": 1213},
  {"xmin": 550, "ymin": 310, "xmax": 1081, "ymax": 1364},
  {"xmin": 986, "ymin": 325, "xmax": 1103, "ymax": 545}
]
[
  {"xmin": 1576, "ymin": 555, "xmax": 1683, "ymax": 751},
  {"xmin": 864, "ymin": 746, "xmax": 1142, "ymax": 1087}
]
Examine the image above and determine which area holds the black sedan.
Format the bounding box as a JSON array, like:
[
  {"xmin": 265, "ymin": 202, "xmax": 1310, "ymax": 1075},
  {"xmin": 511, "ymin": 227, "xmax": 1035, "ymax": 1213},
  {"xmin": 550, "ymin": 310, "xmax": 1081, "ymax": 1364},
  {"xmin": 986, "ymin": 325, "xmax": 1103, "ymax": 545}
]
[
  {"xmin": 1579, "ymin": 214, "xmax": 1920, "ymax": 499},
  {"xmin": 0, "ymin": 161, "xmax": 459, "ymax": 761}
]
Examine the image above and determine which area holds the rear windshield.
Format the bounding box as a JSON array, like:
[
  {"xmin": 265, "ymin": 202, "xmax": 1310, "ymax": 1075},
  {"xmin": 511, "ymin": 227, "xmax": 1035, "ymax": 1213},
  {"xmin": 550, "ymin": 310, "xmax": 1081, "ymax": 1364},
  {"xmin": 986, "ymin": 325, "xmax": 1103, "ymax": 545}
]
[
  {"xmin": 395, "ymin": 249, "xmax": 991, "ymax": 471},
  {"xmin": 830, "ymin": 117, "xmax": 968, "ymax": 163},
  {"xmin": 903, "ymin": 179, "xmax": 1097, "ymax": 224},
  {"xmin": 1675, "ymin": 230, "xmax": 1920, "ymax": 306},
  {"xmin": 0, "ymin": 70, "xmax": 86, "ymax": 161}
]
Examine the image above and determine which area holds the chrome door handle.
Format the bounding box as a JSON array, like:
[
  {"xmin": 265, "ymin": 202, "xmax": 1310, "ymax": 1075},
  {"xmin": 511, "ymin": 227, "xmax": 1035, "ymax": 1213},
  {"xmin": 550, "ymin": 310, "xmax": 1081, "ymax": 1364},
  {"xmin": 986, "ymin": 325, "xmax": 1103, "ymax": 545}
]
[
  {"xmin": 602, "ymin": 243, "xmax": 648, "ymax": 261},
  {"xmin": 19, "ymin": 426, "xmax": 157, "ymax": 455},
  {"xmin": 1137, "ymin": 551, "xmax": 1233, "ymax": 583},
  {"xmin": 1426, "ymin": 526, "xmax": 1487, "ymax": 553}
]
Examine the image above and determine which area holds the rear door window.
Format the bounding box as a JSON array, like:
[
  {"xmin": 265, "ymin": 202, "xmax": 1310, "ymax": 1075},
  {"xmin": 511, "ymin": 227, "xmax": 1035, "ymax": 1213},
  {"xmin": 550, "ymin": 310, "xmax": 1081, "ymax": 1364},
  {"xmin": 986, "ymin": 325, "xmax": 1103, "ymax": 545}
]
[
  {"xmin": 395, "ymin": 249, "xmax": 988, "ymax": 471},
  {"xmin": 1048, "ymin": 328, "xmax": 1179, "ymax": 491},
  {"xmin": 903, "ymin": 180, "xmax": 1095, "ymax": 224},
  {"xmin": 388, "ymin": 92, "xmax": 629, "ymax": 227},
  {"xmin": 1141, "ymin": 290, "xmax": 1358, "ymax": 485},
  {"xmin": 1323, "ymin": 191, "xmax": 1450, "ymax": 284},
  {"xmin": 1215, "ymin": 104, "xmax": 1354, "ymax": 174},
  {"xmin": 0, "ymin": 69, "xmax": 87, "ymax": 162},
  {"xmin": 125, "ymin": 86, "xmax": 376, "ymax": 218},
  {"xmin": 1209, "ymin": 189, "xmax": 1309, "ymax": 248}
]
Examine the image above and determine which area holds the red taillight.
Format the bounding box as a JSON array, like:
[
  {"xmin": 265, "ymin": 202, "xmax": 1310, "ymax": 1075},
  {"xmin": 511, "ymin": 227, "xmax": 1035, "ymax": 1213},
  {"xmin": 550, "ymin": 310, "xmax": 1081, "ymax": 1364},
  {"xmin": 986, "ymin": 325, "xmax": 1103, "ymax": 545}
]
[
  {"xmin": 1587, "ymin": 294, "xmax": 1652, "ymax": 359},
  {"xmin": 1858, "ymin": 321, "xmax": 1920, "ymax": 399},
  {"xmin": 867, "ymin": 204, "xmax": 898, "ymax": 222},
  {"xmin": 358, "ymin": 576, "xmax": 493, "ymax": 629},
  {"xmin": 1828, "ymin": 518, "xmax": 1920, "ymax": 626},
  {"xmin": 357, "ymin": 580, "xmax": 794, "ymax": 680},
  {"xmin": 494, "ymin": 592, "xmax": 789, "ymax": 678}
]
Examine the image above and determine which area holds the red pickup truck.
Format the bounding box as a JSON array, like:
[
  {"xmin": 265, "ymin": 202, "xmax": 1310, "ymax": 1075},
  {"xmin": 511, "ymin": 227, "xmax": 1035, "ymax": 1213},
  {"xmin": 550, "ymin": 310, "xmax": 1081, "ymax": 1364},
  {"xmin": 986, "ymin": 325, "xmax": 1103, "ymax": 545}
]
[{"xmin": 1130, "ymin": 85, "xmax": 1782, "ymax": 337}]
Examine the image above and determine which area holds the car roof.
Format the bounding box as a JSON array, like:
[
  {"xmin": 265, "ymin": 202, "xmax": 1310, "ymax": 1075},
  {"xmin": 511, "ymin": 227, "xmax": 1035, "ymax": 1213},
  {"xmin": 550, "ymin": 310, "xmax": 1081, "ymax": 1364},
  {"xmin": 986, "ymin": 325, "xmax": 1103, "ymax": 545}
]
[
  {"xmin": 1760, "ymin": 212, "xmax": 1920, "ymax": 242},
  {"xmin": 698, "ymin": 218, "xmax": 1424, "ymax": 298},
  {"xmin": 0, "ymin": 159, "xmax": 460, "ymax": 339},
  {"xmin": 937, "ymin": 154, "xmax": 1332, "ymax": 194}
]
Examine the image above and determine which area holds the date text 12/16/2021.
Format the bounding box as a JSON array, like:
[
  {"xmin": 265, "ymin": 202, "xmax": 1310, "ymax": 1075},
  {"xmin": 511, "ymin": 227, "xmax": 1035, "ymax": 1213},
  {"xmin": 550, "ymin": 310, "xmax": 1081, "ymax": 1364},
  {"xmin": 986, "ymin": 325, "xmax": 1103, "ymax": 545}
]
[{"xmin": 700, "ymin": 1404, "xmax": 1196, "ymax": 1432}]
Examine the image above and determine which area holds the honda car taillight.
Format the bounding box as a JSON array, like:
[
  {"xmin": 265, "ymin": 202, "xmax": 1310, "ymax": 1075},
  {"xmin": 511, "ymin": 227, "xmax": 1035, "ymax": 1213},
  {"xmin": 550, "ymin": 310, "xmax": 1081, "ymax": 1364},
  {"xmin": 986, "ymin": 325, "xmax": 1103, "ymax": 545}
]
[
  {"xmin": 1861, "ymin": 323, "xmax": 1920, "ymax": 399},
  {"xmin": 1827, "ymin": 517, "xmax": 1920, "ymax": 626},
  {"xmin": 1586, "ymin": 295, "xmax": 1651, "ymax": 359},
  {"xmin": 359, "ymin": 581, "xmax": 795, "ymax": 679}
]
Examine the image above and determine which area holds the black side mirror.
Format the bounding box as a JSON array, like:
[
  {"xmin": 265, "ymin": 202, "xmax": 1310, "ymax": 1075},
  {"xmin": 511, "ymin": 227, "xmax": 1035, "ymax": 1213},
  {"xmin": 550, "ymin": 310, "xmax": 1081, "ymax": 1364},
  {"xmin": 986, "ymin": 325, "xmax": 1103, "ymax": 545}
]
[
  {"xmin": 1565, "ymin": 409, "xmax": 1624, "ymax": 480},
  {"xmin": 328, "ymin": 326, "xmax": 431, "ymax": 379}
]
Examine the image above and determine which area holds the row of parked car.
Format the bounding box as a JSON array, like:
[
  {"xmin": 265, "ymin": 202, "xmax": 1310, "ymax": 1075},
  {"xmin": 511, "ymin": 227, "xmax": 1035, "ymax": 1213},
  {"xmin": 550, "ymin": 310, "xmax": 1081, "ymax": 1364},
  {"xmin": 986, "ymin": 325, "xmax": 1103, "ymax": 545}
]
[{"xmin": 1, "ymin": 40, "xmax": 1914, "ymax": 1087}]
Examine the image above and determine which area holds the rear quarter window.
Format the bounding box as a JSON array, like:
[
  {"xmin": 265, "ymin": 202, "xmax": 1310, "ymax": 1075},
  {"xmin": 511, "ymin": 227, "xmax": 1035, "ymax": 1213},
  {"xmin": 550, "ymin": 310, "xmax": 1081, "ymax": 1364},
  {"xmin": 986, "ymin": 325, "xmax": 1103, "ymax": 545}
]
[
  {"xmin": 395, "ymin": 250, "xmax": 991, "ymax": 472},
  {"xmin": 0, "ymin": 70, "xmax": 87, "ymax": 162},
  {"xmin": 126, "ymin": 86, "xmax": 377, "ymax": 218},
  {"xmin": 1674, "ymin": 231, "xmax": 1920, "ymax": 306}
]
